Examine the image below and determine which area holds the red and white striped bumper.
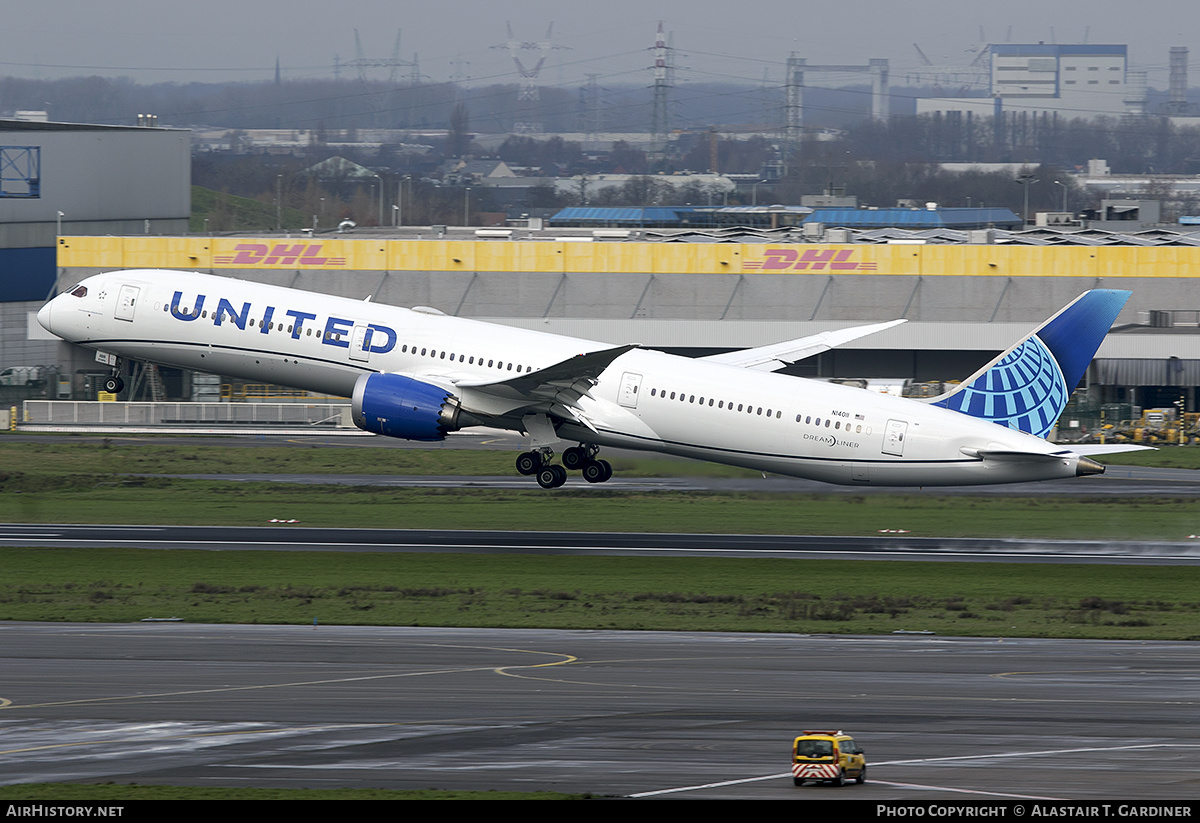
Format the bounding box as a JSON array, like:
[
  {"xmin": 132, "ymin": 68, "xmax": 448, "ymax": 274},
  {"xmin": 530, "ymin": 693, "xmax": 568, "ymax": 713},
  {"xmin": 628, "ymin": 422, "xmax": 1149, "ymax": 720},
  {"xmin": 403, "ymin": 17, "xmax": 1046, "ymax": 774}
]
[{"xmin": 792, "ymin": 763, "xmax": 839, "ymax": 779}]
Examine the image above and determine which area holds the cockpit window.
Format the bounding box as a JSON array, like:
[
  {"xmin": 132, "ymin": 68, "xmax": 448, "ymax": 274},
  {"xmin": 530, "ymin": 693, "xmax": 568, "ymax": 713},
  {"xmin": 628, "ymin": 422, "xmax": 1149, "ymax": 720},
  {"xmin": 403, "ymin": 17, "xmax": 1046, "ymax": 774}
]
[{"xmin": 70, "ymin": 285, "xmax": 87, "ymax": 298}]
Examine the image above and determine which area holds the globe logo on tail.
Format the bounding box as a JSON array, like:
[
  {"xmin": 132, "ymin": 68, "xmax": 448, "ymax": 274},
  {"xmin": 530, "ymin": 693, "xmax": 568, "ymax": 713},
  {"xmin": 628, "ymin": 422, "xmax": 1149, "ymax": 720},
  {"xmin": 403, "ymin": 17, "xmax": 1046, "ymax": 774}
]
[{"xmin": 935, "ymin": 335, "xmax": 1068, "ymax": 438}]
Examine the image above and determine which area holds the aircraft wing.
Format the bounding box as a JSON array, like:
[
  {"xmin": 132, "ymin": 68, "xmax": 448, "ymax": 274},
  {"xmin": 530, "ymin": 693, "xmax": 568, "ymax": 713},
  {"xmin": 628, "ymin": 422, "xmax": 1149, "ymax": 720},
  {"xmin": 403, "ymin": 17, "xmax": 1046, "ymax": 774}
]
[
  {"xmin": 452, "ymin": 344, "xmax": 639, "ymax": 427},
  {"xmin": 700, "ymin": 320, "xmax": 906, "ymax": 371}
]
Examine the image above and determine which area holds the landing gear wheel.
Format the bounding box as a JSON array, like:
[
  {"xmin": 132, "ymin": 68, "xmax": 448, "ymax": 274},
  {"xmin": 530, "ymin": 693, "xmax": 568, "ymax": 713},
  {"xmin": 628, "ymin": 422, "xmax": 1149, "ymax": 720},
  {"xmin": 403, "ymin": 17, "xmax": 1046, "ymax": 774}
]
[
  {"xmin": 536, "ymin": 464, "xmax": 567, "ymax": 489},
  {"xmin": 515, "ymin": 452, "xmax": 542, "ymax": 476},
  {"xmin": 582, "ymin": 458, "xmax": 613, "ymax": 484},
  {"xmin": 103, "ymin": 376, "xmax": 124, "ymax": 394},
  {"xmin": 562, "ymin": 446, "xmax": 588, "ymax": 471}
]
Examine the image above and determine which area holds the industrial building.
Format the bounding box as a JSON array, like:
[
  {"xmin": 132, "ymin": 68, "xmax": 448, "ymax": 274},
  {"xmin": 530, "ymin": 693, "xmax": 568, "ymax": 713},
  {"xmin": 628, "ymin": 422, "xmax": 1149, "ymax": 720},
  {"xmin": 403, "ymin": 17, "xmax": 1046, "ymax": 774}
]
[
  {"xmin": 0, "ymin": 120, "xmax": 190, "ymax": 398},
  {"xmin": 8, "ymin": 116, "xmax": 1199, "ymax": 439},
  {"xmin": 45, "ymin": 230, "xmax": 1200, "ymax": 436},
  {"xmin": 917, "ymin": 44, "xmax": 1146, "ymax": 121}
]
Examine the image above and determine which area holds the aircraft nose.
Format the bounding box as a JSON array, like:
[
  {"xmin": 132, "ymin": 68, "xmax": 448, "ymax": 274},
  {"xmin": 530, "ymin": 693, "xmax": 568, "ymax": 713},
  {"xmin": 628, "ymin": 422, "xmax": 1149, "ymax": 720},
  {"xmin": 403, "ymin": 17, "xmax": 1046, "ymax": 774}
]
[{"xmin": 36, "ymin": 299, "xmax": 53, "ymax": 332}]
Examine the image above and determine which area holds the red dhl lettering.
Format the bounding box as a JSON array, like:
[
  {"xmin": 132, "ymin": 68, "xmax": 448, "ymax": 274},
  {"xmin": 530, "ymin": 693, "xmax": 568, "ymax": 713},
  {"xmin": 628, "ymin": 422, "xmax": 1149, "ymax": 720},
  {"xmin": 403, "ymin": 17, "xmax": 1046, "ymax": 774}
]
[
  {"xmin": 743, "ymin": 248, "xmax": 875, "ymax": 271},
  {"xmin": 213, "ymin": 244, "xmax": 347, "ymax": 266}
]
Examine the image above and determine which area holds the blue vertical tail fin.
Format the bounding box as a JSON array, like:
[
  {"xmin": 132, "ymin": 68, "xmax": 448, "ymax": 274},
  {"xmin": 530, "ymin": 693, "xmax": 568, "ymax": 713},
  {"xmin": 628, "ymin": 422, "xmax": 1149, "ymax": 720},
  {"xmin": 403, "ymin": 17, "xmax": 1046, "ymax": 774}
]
[{"xmin": 931, "ymin": 289, "xmax": 1131, "ymax": 438}]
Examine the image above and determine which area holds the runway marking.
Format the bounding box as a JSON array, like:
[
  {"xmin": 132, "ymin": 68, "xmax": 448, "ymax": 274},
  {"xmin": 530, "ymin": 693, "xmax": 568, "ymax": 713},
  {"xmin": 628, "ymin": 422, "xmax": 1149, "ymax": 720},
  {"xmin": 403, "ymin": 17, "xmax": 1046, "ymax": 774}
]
[
  {"xmin": 632, "ymin": 744, "xmax": 1200, "ymax": 798},
  {"xmin": 483, "ymin": 657, "xmax": 1200, "ymax": 704},
  {"xmin": 629, "ymin": 773, "xmax": 788, "ymax": 796},
  {"xmin": 3, "ymin": 536, "xmax": 1181, "ymax": 564},
  {"xmin": 0, "ymin": 666, "xmax": 502, "ymax": 711},
  {"xmin": 0, "ymin": 723, "xmax": 377, "ymax": 757},
  {"xmin": 880, "ymin": 742, "xmax": 1200, "ymax": 766},
  {"xmin": 991, "ymin": 668, "xmax": 1200, "ymax": 680},
  {"xmin": 2, "ymin": 643, "xmax": 580, "ymax": 712},
  {"xmin": 859, "ymin": 780, "xmax": 1060, "ymax": 799},
  {"xmin": 491, "ymin": 648, "xmax": 577, "ymax": 676},
  {"xmin": 631, "ymin": 773, "xmax": 999, "ymax": 799}
]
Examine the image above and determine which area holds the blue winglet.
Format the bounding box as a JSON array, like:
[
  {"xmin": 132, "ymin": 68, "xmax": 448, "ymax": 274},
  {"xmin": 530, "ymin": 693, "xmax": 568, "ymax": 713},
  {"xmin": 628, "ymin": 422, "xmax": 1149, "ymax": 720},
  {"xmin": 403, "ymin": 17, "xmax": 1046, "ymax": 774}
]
[{"xmin": 932, "ymin": 289, "xmax": 1131, "ymax": 438}]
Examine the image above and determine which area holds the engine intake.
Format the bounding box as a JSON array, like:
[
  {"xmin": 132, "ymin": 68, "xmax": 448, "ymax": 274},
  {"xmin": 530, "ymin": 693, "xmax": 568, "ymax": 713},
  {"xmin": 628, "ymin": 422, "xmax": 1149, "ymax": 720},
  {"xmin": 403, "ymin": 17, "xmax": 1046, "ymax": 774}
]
[{"xmin": 351, "ymin": 372, "xmax": 463, "ymax": 441}]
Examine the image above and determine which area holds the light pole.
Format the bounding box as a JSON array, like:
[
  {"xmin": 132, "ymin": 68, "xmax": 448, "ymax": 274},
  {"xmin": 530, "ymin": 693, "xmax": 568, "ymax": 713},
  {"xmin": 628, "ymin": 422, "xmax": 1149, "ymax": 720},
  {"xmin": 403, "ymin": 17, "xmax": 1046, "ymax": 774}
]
[
  {"xmin": 1015, "ymin": 172, "xmax": 1038, "ymax": 226},
  {"xmin": 464, "ymin": 186, "xmax": 471, "ymax": 227},
  {"xmin": 396, "ymin": 176, "xmax": 409, "ymax": 227},
  {"xmin": 1053, "ymin": 180, "xmax": 1068, "ymax": 212},
  {"xmin": 373, "ymin": 174, "xmax": 384, "ymax": 227}
]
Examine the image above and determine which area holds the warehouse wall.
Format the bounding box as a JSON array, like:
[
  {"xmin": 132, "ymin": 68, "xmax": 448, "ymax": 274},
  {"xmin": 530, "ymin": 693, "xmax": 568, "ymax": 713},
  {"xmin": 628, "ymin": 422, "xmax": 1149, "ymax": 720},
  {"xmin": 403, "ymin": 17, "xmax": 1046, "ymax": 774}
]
[{"xmin": 57, "ymin": 235, "xmax": 1200, "ymax": 325}]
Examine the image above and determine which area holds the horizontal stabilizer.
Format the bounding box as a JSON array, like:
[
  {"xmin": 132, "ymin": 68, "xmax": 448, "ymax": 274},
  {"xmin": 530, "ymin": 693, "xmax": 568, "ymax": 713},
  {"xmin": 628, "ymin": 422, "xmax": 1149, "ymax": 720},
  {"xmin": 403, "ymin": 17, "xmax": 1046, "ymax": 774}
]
[
  {"xmin": 700, "ymin": 320, "xmax": 906, "ymax": 371},
  {"xmin": 1061, "ymin": 444, "xmax": 1154, "ymax": 456},
  {"xmin": 961, "ymin": 446, "xmax": 1108, "ymax": 477},
  {"xmin": 960, "ymin": 447, "xmax": 1062, "ymax": 462}
]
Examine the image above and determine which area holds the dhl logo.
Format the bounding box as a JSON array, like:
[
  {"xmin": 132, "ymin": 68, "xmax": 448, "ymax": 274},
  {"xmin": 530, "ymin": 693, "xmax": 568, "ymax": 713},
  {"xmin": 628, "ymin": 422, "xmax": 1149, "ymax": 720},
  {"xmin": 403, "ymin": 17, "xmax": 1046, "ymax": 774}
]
[
  {"xmin": 742, "ymin": 249, "xmax": 876, "ymax": 271},
  {"xmin": 213, "ymin": 243, "xmax": 348, "ymax": 267}
]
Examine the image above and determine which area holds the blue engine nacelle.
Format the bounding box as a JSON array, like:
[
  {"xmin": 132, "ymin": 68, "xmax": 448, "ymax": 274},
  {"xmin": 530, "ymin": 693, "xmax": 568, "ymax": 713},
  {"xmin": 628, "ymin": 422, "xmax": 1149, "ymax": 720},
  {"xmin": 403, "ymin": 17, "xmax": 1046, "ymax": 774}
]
[{"xmin": 351, "ymin": 372, "xmax": 463, "ymax": 441}]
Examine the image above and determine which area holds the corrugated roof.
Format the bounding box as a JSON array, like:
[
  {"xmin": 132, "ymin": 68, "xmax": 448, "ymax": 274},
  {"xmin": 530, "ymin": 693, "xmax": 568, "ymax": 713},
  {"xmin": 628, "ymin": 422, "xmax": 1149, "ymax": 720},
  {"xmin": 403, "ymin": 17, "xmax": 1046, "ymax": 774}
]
[
  {"xmin": 543, "ymin": 214, "xmax": 1200, "ymax": 246},
  {"xmin": 549, "ymin": 207, "xmax": 699, "ymax": 225},
  {"xmin": 804, "ymin": 207, "xmax": 1020, "ymax": 229}
]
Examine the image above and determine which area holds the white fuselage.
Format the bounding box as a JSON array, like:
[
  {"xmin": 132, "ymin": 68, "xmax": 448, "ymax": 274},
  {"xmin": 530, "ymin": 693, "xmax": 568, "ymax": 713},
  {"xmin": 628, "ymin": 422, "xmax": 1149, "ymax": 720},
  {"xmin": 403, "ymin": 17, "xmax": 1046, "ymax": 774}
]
[{"xmin": 38, "ymin": 269, "xmax": 1091, "ymax": 486}]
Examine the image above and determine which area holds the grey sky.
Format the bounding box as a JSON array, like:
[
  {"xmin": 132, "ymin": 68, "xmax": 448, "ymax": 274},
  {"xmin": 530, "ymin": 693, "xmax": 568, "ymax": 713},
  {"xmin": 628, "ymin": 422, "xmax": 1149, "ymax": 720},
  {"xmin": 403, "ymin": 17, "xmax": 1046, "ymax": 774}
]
[{"xmin": 6, "ymin": 0, "xmax": 1199, "ymax": 90}]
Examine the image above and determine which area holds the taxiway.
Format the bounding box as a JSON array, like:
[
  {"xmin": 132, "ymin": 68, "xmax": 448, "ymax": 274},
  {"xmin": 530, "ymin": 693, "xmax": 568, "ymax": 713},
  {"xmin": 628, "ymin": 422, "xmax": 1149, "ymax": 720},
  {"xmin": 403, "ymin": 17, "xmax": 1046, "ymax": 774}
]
[{"xmin": 2, "ymin": 623, "xmax": 1197, "ymax": 799}]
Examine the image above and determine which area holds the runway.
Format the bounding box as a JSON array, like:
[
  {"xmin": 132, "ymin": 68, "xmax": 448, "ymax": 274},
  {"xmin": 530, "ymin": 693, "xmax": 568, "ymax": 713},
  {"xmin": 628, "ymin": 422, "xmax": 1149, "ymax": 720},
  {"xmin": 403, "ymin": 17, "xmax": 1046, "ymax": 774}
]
[
  {"xmin": 126, "ymin": 463, "xmax": 1200, "ymax": 497},
  {"xmin": 3, "ymin": 435, "xmax": 1198, "ymax": 797},
  {"xmin": 1, "ymin": 623, "xmax": 1197, "ymax": 799},
  {"xmin": 7, "ymin": 431, "xmax": 1200, "ymax": 496},
  {"xmin": 3, "ymin": 523, "xmax": 1200, "ymax": 564}
]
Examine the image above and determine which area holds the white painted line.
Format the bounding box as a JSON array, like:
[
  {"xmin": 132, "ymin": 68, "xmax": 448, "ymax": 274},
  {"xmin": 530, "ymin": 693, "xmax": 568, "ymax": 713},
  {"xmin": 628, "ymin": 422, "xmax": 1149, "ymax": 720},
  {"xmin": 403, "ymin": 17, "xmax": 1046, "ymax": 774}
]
[{"xmin": 629, "ymin": 743, "xmax": 1200, "ymax": 798}]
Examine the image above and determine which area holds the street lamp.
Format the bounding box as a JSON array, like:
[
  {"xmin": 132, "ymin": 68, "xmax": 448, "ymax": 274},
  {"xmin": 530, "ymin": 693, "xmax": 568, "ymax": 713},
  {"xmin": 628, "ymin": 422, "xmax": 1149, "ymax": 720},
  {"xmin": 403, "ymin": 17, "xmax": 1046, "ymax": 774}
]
[
  {"xmin": 373, "ymin": 174, "xmax": 384, "ymax": 227},
  {"xmin": 1053, "ymin": 180, "xmax": 1068, "ymax": 213},
  {"xmin": 398, "ymin": 176, "xmax": 412, "ymax": 226},
  {"xmin": 464, "ymin": 186, "xmax": 471, "ymax": 227}
]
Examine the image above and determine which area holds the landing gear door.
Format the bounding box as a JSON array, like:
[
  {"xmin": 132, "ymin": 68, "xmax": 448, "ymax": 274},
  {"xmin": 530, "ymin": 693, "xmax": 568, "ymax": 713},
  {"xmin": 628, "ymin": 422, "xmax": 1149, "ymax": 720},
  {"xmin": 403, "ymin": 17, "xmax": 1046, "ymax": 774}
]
[
  {"xmin": 349, "ymin": 324, "xmax": 371, "ymax": 363},
  {"xmin": 115, "ymin": 285, "xmax": 139, "ymax": 322},
  {"xmin": 618, "ymin": 371, "xmax": 642, "ymax": 409},
  {"xmin": 882, "ymin": 419, "xmax": 908, "ymax": 457}
]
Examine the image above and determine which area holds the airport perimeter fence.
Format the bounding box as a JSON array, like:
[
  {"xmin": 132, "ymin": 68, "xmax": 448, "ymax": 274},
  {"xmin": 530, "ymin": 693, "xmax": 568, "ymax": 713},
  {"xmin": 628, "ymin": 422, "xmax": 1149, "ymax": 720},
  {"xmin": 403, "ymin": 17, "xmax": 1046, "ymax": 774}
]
[{"xmin": 20, "ymin": 400, "xmax": 354, "ymax": 429}]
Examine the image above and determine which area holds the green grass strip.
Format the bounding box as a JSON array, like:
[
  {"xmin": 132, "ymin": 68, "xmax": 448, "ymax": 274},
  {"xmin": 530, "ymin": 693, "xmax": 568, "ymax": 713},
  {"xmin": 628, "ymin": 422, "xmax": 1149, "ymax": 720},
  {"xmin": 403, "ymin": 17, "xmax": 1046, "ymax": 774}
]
[
  {"xmin": 3, "ymin": 547, "xmax": 1198, "ymax": 640},
  {"xmin": 1, "ymin": 478, "xmax": 1199, "ymax": 540}
]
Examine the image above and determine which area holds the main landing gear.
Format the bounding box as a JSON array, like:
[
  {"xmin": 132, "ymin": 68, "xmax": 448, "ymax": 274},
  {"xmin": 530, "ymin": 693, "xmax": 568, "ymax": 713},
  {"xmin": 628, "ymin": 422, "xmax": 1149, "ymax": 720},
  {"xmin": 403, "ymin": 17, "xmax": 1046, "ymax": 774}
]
[{"xmin": 515, "ymin": 444, "xmax": 613, "ymax": 489}]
